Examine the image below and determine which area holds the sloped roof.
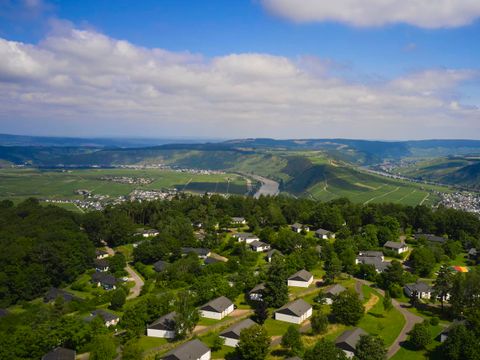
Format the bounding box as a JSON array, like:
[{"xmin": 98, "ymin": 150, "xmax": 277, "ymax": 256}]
[
  {"xmin": 181, "ymin": 247, "xmax": 210, "ymax": 256},
  {"xmin": 94, "ymin": 258, "xmax": 109, "ymax": 268},
  {"xmin": 91, "ymin": 272, "xmax": 117, "ymax": 286},
  {"xmin": 276, "ymin": 299, "xmax": 312, "ymax": 317},
  {"xmin": 90, "ymin": 309, "xmax": 119, "ymax": 322},
  {"xmin": 149, "ymin": 311, "xmax": 176, "ymax": 331},
  {"xmin": 249, "ymin": 283, "xmax": 266, "ymax": 294},
  {"xmin": 162, "ymin": 339, "xmax": 210, "ymax": 360},
  {"xmin": 288, "ymin": 269, "xmax": 313, "ymax": 282},
  {"xmin": 267, "ymin": 249, "xmax": 282, "ymax": 258},
  {"xmin": 154, "ymin": 260, "xmax": 169, "ymax": 272},
  {"xmin": 250, "ymin": 240, "xmax": 268, "ymax": 248},
  {"xmin": 220, "ymin": 318, "xmax": 256, "ymax": 339},
  {"xmin": 315, "ymin": 228, "xmax": 331, "ymax": 235},
  {"xmin": 404, "ymin": 282, "xmax": 432, "ymax": 294},
  {"xmin": 384, "ymin": 241, "xmax": 406, "ymax": 249},
  {"xmin": 325, "ymin": 284, "xmax": 346, "ymax": 297},
  {"xmin": 335, "ymin": 328, "xmax": 367, "ymax": 352},
  {"xmin": 44, "ymin": 287, "xmax": 78, "ymax": 303},
  {"xmin": 200, "ymin": 296, "xmax": 233, "ymax": 313},
  {"xmin": 42, "ymin": 347, "xmax": 76, "ymax": 360}
]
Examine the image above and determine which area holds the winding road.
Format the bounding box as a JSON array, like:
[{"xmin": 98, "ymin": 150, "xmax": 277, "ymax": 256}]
[{"xmin": 355, "ymin": 279, "xmax": 422, "ymax": 358}]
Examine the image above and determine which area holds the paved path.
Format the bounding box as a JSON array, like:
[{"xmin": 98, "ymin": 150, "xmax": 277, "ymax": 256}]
[
  {"xmin": 356, "ymin": 279, "xmax": 422, "ymax": 359},
  {"xmin": 125, "ymin": 264, "xmax": 144, "ymax": 299}
]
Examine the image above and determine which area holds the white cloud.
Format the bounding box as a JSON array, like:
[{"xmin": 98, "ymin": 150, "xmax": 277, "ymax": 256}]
[
  {"xmin": 0, "ymin": 28, "xmax": 478, "ymax": 139},
  {"xmin": 261, "ymin": 0, "xmax": 480, "ymax": 28}
]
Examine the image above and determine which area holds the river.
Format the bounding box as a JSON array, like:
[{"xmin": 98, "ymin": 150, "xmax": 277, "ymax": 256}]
[{"xmin": 250, "ymin": 175, "xmax": 280, "ymax": 198}]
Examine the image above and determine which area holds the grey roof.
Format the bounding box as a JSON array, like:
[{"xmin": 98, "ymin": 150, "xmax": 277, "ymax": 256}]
[
  {"xmin": 359, "ymin": 251, "xmax": 383, "ymax": 257},
  {"xmin": 250, "ymin": 240, "xmax": 268, "ymax": 248},
  {"xmin": 249, "ymin": 283, "xmax": 266, "ymax": 294},
  {"xmin": 204, "ymin": 256, "xmax": 222, "ymax": 265},
  {"xmin": 357, "ymin": 256, "xmax": 389, "ymax": 272},
  {"xmin": 200, "ymin": 296, "xmax": 233, "ymax": 313},
  {"xmin": 91, "ymin": 272, "xmax": 117, "ymax": 286},
  {"xmin": 384, "ymin": 241, "xmax": 406, "ymax": 249},
  {"xmin": 325, "ymin": 284, "xmax": 346, "ymax": 297},
  {"xmin": 231, "ymin": 217, "xmax": 246, "ymax": 222},
  {"xmin": 154, "ymin": 260, "xmax": 169, "ymax": 272},
  {"xmin": 181, "ymin": 247, "xmax": 210, "ymax": 256},
  {"xmin": 94, "ymin": 258, "xmax": 109, "ymax": 268},
  {"xmin": 468, "ymin": 248, "xmax": 478, "ymax": 256},
  {"xmin": 414, "ymin": 233, "xmax": 446, "ymax": 243},
  {"xmin": 149, "ymin": 311, "xmax": 176, "ymax": 331},
  {"xmin": 42, "ymin": 347, "xmax": 76, "ymax": 360},
  {"xmin": 90, "ymin": 309, "xmax": 119, "ymax": 322},
  {"xmin": 267, "ymin": 249, "xmax": 282, "ymax": 258},
  {"xmin": 233, "ymin": 232, "xmax": 258, "ymax": 239},
  {"xmin": 335, "ymin": 328, "xmax": 367, "ymax": 353},
  {"xmin": 291, "ymin": 223, "xmax": 306, "ymax": 230},
  {"xmin": 220, "ymin": 318, "xmax": 256, "ymax": 339},
  {"xmin": 288, "ymin": 269, "xmax": 313, "ymax": 282},
  {"xmin": 441, "ymin": 319, "xmax": 467, "ymax": 336},
  {"xmin": 276, "ymin": 299, "xmax": 312, "ymax": 317},
  {"xmin": 95, "ymin": 249, "xmax": 108, "ymax": 256},
  {"xmin": 44, "ymin": 287, "xmax": 78, "ymax": 303},
  {"xmin": 315, "ymin": 228, "xmax": 331, "ymax": 235},
  {"xmin": 404, "ymin": 282, "xmax": 432, "ymax": 294},
  {"xmin": 162, "ymin": 339, "xmax": 210, "ymax": 360}
]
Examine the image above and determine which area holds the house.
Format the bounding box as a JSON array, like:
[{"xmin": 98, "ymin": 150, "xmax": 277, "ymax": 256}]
[
  {"xmin": 42, "ymin": 347, "xmax": 76, "ymax": 360},
  {"xmin": 231, "ymin": 217, "xmax": 247, "ymax": 225},
  {"xmin": 358, "ymin": 251, "xmax": 384, "ymax": 261},
  {"xmin": 266, "ymin": 249, "xmax": 283, "ymax": 263},
  {"xmin": 248, "ymin": 283, "xmax": 266, "ymax": 301},
  {"xmin": 86, "ymin": 309, "xmax": 120, "ymax": 327},
  {"xmin": 414, "ymin": 233, "xmax": 447, "ymax": 244},
  {"xmin": 95, "ymin": 249, "xmax": 109, "ymax": 259},
  {"xmin": 232, "ymin": 232, "xmax": 260, "ymax": 244},
  {"xmin": 356, "ymin": 256, "xmax": 389, "ymax": 273},
  {"xmin": 162, "ymin": 339, "xmax": 211, "ymax": 360},
  {"xmin": 200, "ymin": 296, "xmax": 234, "ymax": 320},
  {"xmin": 468, "ymin": 248, "xmax": 478, "ymax": 260},
  {"xmin": 275, "ymin": 299, "xmax": 312, "ymax": 324},
  {"xmin": 315, "ymin": 228, "xmax": 335, "ymax": 240},
  {"xmin": 153, "ymin": 260, "xmax": 169, "ymax": 272},
  {"xmin": 288, "ymin": 269, "xmax": 313, "ymax": 288},
  {"xmin": 291, "ymin": 223, "xmax": 309, "ymax": 233},
  {"xmin": 335, "ymin": 328, "xmax": 367, "ymax": 358},
  {"xmin": 136, "ymin": 229, "xmax": 160, "ymax": 238},
  {"xmin": 181, "ymin": 247, "xmax": 211, "ymax": 259},
  {"xmin": 323, "ymin": 284, "xmax": 346, "ymax": 305},
  {"xmin": 94, "ymin": 258, "xmax": 110, "ymax": 272},
  {"xmin": 219, "ymin": 318, "xmax": 256, "ymax": 347},
  {"xmin": 44, "ymin": 288, "xmax": 79, "ymax": 303},
  {"xmin": 91, "ymin": 272, "xmax": 117, "ymax": 290},
  {"xmin": 147, "ymin": 311, "xmax": 176, "ymax": 338},
  {"xmin": 404, "ymin": 282, "xmax": 432, "ymax": 300},
  {"xmin": 383, "ymin": 241, "xmax": 408, "ymax": 254},
  {"xmin": 204, "ymin": 256, "xmax": 223, "ymax": 265},
  {"xmin": 250, "ymin": 240, "xmax": 271, "ymax": 252},
  {"xmin": 439, "ymin": 320, "xmax": 466, "ymax": 342}
]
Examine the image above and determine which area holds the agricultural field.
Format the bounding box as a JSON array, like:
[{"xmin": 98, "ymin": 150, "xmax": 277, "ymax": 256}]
[{"xmin": 0, "ymin": 168, "xmax": 248, "ymax": 202}]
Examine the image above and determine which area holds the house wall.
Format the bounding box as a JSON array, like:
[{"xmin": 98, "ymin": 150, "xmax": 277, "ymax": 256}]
[
  {"xmin": 325, "ymin": 297, "xmax": 333, "ymax": 305},
  {"xmin": 249, "ymin": 293, "xmax": 262, "ymax": 301},
  {"xmin": 288, "ymin": 277, "xmax": 313, "ymax": 288},
  {"xmin": 147, "ymin": 328, "xmax": 175, "ymax": 338},
  {"xmin": 200, "ymin": 350, "xmax": 211, "ymax": 360},
  {"xmin": 105, "ymin": 319, "xmax": 119, "ymax": 327},
  {"xmin": 275, "ymin": 308, "xmax": 312, "ymax": 324},
  {"xmin": 200, "ymin": 304, "xmax": 234, "ymax": 320},
  {"xmin": 220, "ymin": 336, "xmax": 239, "ymax": 347},
  {"xmin": 341, "ymin": 349, "xmax": 355, "ymax": 359}
]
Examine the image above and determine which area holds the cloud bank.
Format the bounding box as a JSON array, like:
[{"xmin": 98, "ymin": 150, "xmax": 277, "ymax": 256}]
[
  {"xmin": 0, "ymin": 27, "xmax": 478, "ymax": 139},
  {"xmin": 261, "ymin": 0, "xmax": 480, "ymax": 28}
]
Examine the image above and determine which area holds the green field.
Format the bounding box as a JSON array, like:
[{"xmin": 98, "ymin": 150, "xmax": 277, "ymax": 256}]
[{"xmin": 0, "ymin": 168, "xmax": 248, "ymax": 202}]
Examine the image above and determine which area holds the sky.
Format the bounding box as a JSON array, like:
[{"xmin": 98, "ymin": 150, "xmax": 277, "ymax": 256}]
[{"xmin": 0, "ymin": 0, "xmax": 479, "ymax": 140}]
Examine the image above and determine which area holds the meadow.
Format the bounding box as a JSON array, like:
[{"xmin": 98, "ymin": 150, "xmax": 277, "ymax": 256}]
[{"xmin": 0, "ymin": 168, "xmax": 248, "ymax": 202}]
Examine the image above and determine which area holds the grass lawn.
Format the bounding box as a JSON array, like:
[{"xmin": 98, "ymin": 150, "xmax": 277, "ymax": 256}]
[
  {"xmin": 234, "ymin": 294, "xmax": 252, "ymax": 310},
  {"xmin": 198, "ymin": 316, "xmax": 227, "ymax": 327},
  {"xmin": 390, "ymin": 324, "xmax": 443, "ymax": 360},
  {"xmin": 137, "ymin": 336, "xmax": 169, "ymax": 352},
  {"xmin": 115, "ymin": 244, "xmax": 134, "ymax": 260},
  {"xmin": 264, "ymin": 318, "xmax": 299, "ymax": 337},
  {"xmin": 200, "ymin": 332, "xmax": 236, "ymax": 359}
]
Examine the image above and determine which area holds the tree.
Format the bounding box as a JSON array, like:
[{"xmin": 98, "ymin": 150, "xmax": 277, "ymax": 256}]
[
  {"xmin": 410, "ymin": 247, "xmax": 436, "ymax": 277},
  {"xmin": 109, "ymin": 288, "xmax": 127, "ymax": 310},
  {"xmin": 122, "ymin": 340, "xmax": 142, "ymax": 360},
  {"xmin": 331, "ymin": 290, "xmax": 364, "ymax": 325},
  {"xmin": 236, "ymin": 324, "xmax": 270, "ymax": 360},
  {"xmin": 281, "ymin": 325, "xmax": 303, "ymax": 356},
  {"xmin": 379, "ymin": 260, "xmax": 405, "ymax": 291},
  {"xmin": 433, "ymin": 265, "xmax": 454, "ymax": 311},
  {"xmin": 440, "ymin": 324, "xmax": 480, "ymax": 360},
  {"xmin": 355, "ymin": 335, "xmax": 387, "ymax": 360},
  {"xmin": 174, "ymin": 291, "xmax": 199, "ymax": 339},
  {"xmin": 408, "ymin": 322, "xmax": 431, "ymax": 350},
  {"xmin": 311, "ymin": 310, "xmax": 329, "ymax": 334},
  {"xmin": 324, "ymin": 254, "xmax": 342, "ymax": 284},
  {"xmin": 304, "ymin": 339, "xmax": 347, "ymax": 360},
  {"xmin": 90, "ymin": 335, "xmax": 117, "ymax": 360},
  {"xmin": 212, "ymin": 335, "xmax": 225, "ymax": 352},
  {"xmin": 264, "ymin": 256, "xmax": 289, "ymax": 308},
  {"xmin": 253, "ymin": 300, "xmax": 269, "ymax": 325},
  {"xmin": 383, "ymin": 291, "xmax": 393, "ymax": 312}
]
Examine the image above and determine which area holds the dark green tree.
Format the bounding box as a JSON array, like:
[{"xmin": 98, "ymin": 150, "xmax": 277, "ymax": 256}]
[
  {"xmin": 109, "ymin": 288, "xmax": 127, "ymax": 310},
  {"xmin": 383, "ymin": 291, "xmax": 393, "ymax": 312},
  {"xmin": 331, "ymin": 290, "xmax": 364, "ymax": 325},
  {"xmin": 281, "ymin": 325, "xmax": 303, "ymax": 356},
  {"xmin": 174, "ymin": 291, "xmax": 199, "ymax": 339},
  {"xmin": 304, "ymin": 339, "xmax": 347, "ymax": 360},
  {"xmin": 408, "ymin": 322, "xmax": 431, "ymax": 350},
  {"xmin": 264, "ymin": 256, "xmax": 289, "ymax": 308},
  {"xmin": 236, "ymin": 325, "xmax": 270, "ymax": 360},
  {"xmin": 90, "ymin": 335, "xmax": 117, "ymax": 360},
  {"xmin": 355, "ymin": 335, "xmax": 386, "ymax": 360},
  {"xmin": 433, "ymin": 265, "xmax": 454, "ymax": 311},
  {"xmin": 253, "ymin": 300, "xmax": 269, "ymax": 325},
  {"xmin": 311, "ymin": 310, "xmax": 329, "ymax": 334}
]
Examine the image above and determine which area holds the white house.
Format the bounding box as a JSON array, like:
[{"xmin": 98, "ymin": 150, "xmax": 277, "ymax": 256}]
[
  {"xmin": 291, "ymin": 223, "xmax": 309, "ymax": 233},
  {"xmin": 95, "ymin": 249, "xmax": 109, "ymax": 259},
  {"xmin": 231, "ymin": 217, "xmax": 247, "ymax": 225},
  {"xmin": 147, "ymin": 311, "xmax": 176, "ymax": 339},
  {"xmin": 200, "ymin": 296, "xmax": 234, "ymax": 320},
  {"xmin": 233, "ymin": 232, "xmax": 260, "ymax": 244},
  {"xmin": 181, "ymin": 247, "xmax": 211, "ymax": 259},
  {"xmin": 335, "ymin": 328, "xmax": 367, "ymax": 358},
  {"xmin": 315, "ymin": 228, "xmax": 335, "ymax": 240},
  {"xmin": 136, "ymin": 229, "xmax": 160, "ymax": 238},
  {"xmin": 219, "ymin": 319, "xmax": 256, "ymax": 347},
  {"xmin": 248, "ymin": 283, "xmax": 266, "ymax": 302},
  {"xmin": 404, "ymin": 282, "xmax": 432, "ymax": 300},
  {"xmin": 250, "ymin": 240, "xmax": 270, "ymax": 252},
  {"xmin": 87, "ymin": 309, "xmax": 120, "ymax": 327},
  {"xmin": 266, "ymin": 249, "xmax": 283, "ymax": 263},
  {"xmin": 383, "ymin": 241, "xmax": 408, "ymax": 254},
  {"xmin": 288, "ymin": 269, "xmax": 313, "ymax": 288},
  {"xmin": 323, "ymin": 284, "xmax": 346, "ymax": 305},
  {"xmin": 275, "ymin": 299, "xmax": 312, "ymax": 324},
  {"xmin": 162, "ymin": 339, "xmax": 211, "ymax": 360}
]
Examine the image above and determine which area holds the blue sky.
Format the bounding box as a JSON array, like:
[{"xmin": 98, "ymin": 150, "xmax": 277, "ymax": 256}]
[{"xmin": 0, "ymin": 0, "xmax": 479, "ymax": 139}]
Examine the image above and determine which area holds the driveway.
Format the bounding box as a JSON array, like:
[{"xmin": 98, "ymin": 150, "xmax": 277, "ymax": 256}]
[
  {"xmin": 356, "ymin": 279, "xmax": 423, "ymax": 358},
  {"xmin": 125, "ymin": 264, "xmax": 144, "ymax": 299}
]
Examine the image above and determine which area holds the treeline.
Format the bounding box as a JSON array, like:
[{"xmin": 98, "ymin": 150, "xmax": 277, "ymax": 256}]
[{"xmin": 0, "ymin": 199, "xmax": 94, "ymax": 307}]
